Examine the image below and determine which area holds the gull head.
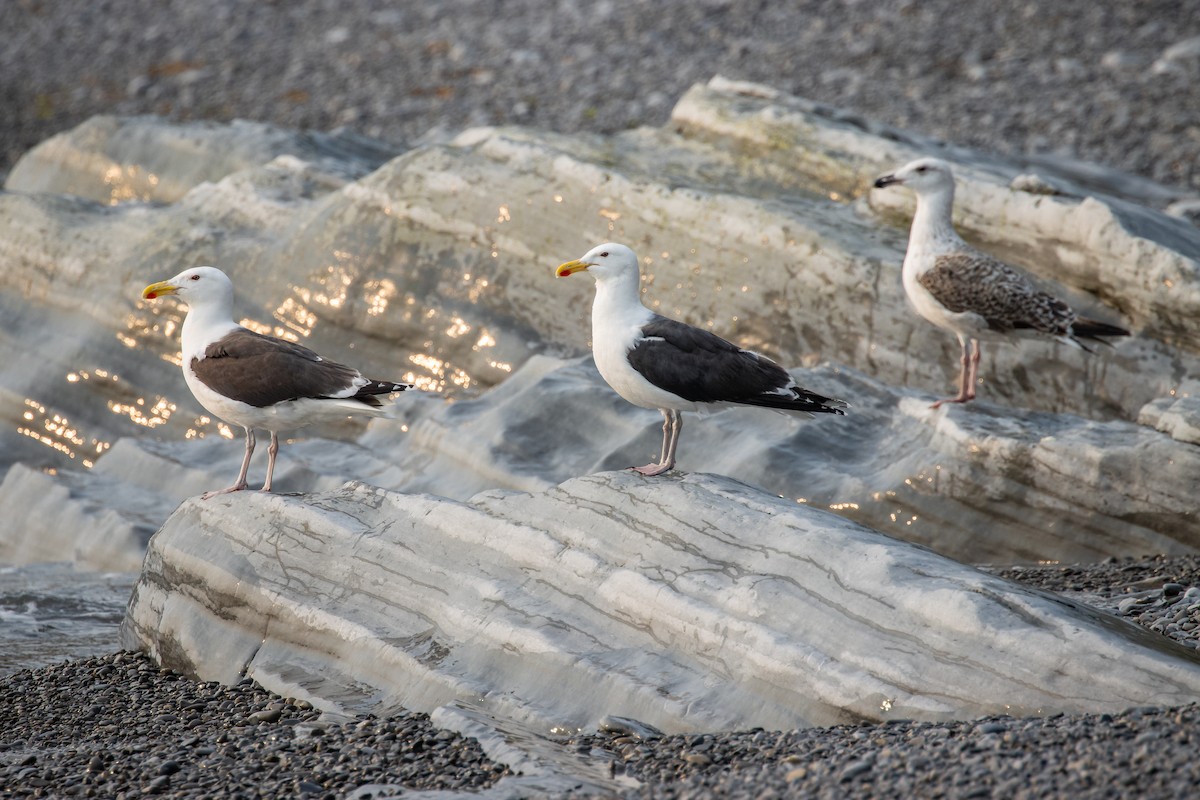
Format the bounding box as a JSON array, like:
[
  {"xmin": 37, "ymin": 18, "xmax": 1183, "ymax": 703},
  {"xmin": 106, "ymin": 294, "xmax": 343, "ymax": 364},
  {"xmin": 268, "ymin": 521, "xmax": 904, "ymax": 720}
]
[
  {"xmin": 556, "ymin": 242, "xmax": 640, "ymax": 283},
  {"xmin": 142, "ymin": 266, "xmax": 235, "ymax": 309},
  {"xmin": 874, "ymin": 157, "xmax": 955, "ymax": 195}
]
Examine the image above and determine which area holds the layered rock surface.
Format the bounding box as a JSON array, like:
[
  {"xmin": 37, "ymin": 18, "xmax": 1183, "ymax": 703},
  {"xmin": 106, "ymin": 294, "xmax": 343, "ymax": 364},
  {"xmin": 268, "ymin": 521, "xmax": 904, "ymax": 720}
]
[
  {"xmin": 7, "ymin": 353, "xmax": 1199, "ymax": 572},
  {"xmin": 2, "ymin": 78, "xmax": 1198, "ymax": 569},
  {"xmin": 121, "ymin": 472, "xmax": 1200, "ymax": 732},
  {"xmin": 4, "ymin": 80, "xmax": 1200, "ymax": 734}
]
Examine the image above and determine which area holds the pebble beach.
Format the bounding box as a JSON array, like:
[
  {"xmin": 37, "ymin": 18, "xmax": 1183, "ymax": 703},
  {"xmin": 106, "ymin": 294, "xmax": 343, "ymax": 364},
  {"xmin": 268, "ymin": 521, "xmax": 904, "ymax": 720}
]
[
  {"xmin": 4, "ymin": 558, "xmax": 1200, "ymax": 798},
  {"xmin": 4, "ymin": 1, "xmax": 1200, "ymax": 797},
  {"xmin": 4, "ymin": 0, "xmax": 1200, "ymax": 192}
]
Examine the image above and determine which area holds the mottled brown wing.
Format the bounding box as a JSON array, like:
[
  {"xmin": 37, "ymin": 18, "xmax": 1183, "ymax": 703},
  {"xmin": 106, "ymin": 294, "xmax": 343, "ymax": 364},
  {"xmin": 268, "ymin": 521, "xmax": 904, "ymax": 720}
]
[
  {"xmin": 918, "ymin": 252, "xmax": 1074, "ymax": 335},
  {"xmin": 191, "ymin": 329, "xmax": 363, "ymax": 408}
]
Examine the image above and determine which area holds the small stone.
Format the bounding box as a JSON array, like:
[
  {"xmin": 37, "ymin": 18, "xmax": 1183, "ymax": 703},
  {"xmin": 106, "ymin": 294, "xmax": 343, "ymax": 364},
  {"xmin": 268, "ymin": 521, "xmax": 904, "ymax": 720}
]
[
  {"xmin": 786, "ymin": 766, "xmax": 808, "ymax": 781},
  {"xmin": 1161, "ymin": 36, "xmax": 1200, "ymax": 63},
  {"xmin": 248, "ymin": 708, "xmax": 283, "ymax": 724},
  {"xmin": 174, "ymin": 68, "xmax": 208, "ymax": 87},
  {"xmin": 126, "ymin": 76, "xmax": 152, "ymax": 97},
  {"xmin": 1100, "ymin": 50, "xmax": 1140, "ymax": 71},
  {"xmin": 597, "ymin": 715, "xmax": 665, "ymax": 740},
  {"xmin": 1010, "ymin": 173, "xmax": 1067, "ymax": 196},
  {"xmin": 1118, "ymin": 597, "xmax": 1148, "ymax": 615},
  {"xmin": 840, "ymin": 760, "xmax": 872, "ymax": 781},
  {"xmin": 682, "ymin": 752, "xmax": 710, "ymax": 766},
  {"xmin": 1163, "ymin": 583, "xmax": 1185, "ymax": 597}
]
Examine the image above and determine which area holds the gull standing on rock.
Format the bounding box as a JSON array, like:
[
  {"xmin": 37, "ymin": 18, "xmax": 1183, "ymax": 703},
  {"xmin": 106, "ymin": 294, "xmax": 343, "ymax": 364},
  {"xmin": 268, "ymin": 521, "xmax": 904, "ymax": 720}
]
[
  {"xmin": 873, "ymin": 157, "xmax": 1129, "ymax": 408},
  {"xmin": 556, "ymin": 243, "xmax": 846, "ymax": 476},
  {"xmin": 142, "ymin": 267, "xmax": 411, "ymax": 499}
]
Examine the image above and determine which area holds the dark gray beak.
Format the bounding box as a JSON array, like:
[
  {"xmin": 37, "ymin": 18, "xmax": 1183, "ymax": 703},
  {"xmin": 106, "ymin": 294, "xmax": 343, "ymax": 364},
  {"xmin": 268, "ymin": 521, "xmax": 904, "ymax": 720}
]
[{"xmin": 874, "ymin": 174, "xmax": 900, "ymax": 189}]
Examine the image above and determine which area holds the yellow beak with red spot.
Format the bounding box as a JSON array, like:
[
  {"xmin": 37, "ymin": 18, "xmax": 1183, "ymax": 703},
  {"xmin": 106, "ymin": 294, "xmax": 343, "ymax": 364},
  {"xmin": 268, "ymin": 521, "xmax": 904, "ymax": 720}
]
[
  {"xmin": 142, "ymin": 280, "xmax": 179, "ymax": 300},
  {"xmin": 555, "ymin": 259, "xmax": 593, "ymax": 278}
]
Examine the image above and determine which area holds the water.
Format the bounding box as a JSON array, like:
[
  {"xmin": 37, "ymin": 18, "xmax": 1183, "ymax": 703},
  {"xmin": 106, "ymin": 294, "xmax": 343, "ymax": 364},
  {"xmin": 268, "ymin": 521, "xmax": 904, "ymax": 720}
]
[{"xmin": 0, "ymin": 562, "xmax": 136, "ymax": 676}]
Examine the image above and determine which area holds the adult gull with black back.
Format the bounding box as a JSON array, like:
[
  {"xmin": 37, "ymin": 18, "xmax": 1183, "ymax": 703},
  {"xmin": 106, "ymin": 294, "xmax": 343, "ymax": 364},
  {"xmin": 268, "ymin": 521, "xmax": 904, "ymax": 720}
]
[
  {"xmin": 142, "ymin": 267, "xmax": 411, "ymax": 498},
  {"xmin": 556, "ymin": 243, "xmax": 846, "ymax": 476}
]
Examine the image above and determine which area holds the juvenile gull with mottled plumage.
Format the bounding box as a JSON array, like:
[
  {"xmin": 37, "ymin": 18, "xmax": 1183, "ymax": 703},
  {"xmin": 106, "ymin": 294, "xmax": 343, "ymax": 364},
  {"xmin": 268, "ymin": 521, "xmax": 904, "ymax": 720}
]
[
  {"xmin": 556, "ymin": 243, "xmax": 845, "ymax": 476},
  {"xmin": 874, "ymin": 157, "xmax": 1129, "ymax": 408},
  {"xmin": 142, "ymin": 267, "xmax": 410, "ymax": 499}
]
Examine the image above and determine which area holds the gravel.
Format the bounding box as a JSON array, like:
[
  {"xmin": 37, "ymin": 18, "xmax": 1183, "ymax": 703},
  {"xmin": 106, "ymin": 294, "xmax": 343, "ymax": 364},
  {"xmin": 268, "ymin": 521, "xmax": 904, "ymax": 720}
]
[
  {"xmin": 3, "ymin": 1, "xmax": 1200, "ymax": 191},
  {"xmin": 570, "ymin": 704, "xmax": 1200, "ymax": 799},
  {"xmin": 996, "ymin": 554, "xmax": 1200, "ymax": 596},
  {"xmin": 997, "ymin": 555, "xmax": 1200, "ymax": 653},
  {"xmin": 0, "ymin": 651, "xmax": 508, "ymax": 798}
]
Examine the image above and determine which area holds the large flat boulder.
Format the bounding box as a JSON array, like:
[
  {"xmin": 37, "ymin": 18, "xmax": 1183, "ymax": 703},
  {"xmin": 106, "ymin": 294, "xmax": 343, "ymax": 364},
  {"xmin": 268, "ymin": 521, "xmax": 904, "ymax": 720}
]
[{"xmin": 121, "ymin": 471, "xmax": 1200, "ymax": 732}]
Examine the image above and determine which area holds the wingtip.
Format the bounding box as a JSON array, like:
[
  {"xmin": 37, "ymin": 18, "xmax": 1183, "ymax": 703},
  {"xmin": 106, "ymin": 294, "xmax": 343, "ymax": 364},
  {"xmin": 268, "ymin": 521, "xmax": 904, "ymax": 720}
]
[{"xmin": 821, "ymin": 396, "xmax": 850, "ymax": 414}]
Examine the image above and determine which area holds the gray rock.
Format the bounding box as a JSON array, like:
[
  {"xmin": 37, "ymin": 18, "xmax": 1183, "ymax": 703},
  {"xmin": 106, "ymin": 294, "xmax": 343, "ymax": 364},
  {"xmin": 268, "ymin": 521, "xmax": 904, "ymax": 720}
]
[
  {"xmin": 121, "ymin": 472, "xmax": 1200, "ymax": 733},
  {"xmin": 10, "ymin": 353, "xmax": 1200, "ymax": 570},
  {"xmin": 3, "ymin": 82, "xmax": 1200, "ymax": 569},
  {"xmin": 4, "ymin": 114, "xmax": 400, "ymax": 204},
  {"xmin": 1152, "ymin": 35, "xmax": 1200, "ymax": 74}
]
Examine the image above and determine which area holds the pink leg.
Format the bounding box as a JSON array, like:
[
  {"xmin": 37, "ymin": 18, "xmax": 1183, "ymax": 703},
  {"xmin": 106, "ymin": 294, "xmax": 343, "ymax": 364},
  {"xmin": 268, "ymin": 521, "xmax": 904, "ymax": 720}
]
[
  {"xmin": 261, "ymin": 431, "xmax": 280, "ymax": 492},
  {"xmin": 964, "ymin": 339, "xmax": 981, "ymax": 402},
  {"xmin": 202, "ymin": 427, "xmax": 254, "ymax": 500},
  {"xmin": 931, "ymin": 336, "xmax": 980, "ymax": 409},
  {"xmin": 663, "ymin": 411, "xmax": 682, "ymax": 470},
  {"xmin": 633, "ymin": 410, "xmax": 682, "ymax": 477}
]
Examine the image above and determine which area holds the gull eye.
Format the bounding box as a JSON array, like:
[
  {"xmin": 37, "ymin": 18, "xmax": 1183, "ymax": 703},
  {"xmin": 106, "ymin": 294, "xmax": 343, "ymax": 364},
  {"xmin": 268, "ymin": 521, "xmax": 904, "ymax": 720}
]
[
  {"xmin": 190, "ymin": 274, "xmax": 201, "ymax": 280},
  {"xmin": 915, "ymin": 165, "xmax": 928, "ymax": 173},
  {"xmin": 599, "ymin": 251, "xmax": 609, "ymax": 257}
]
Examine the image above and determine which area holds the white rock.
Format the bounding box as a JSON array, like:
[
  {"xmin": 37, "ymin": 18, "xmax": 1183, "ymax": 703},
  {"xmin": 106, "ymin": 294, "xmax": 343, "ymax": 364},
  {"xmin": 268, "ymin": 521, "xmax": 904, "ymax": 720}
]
[
  {"xmin": 362, "ymin": 355, "xmax": 1200, "ymax": 563},
  {"xmin": 1152, "ymin": 35, "xmax": 1200, "ymax": 74},
  {"xmin": 324, "ymin": 27, "xmax": 350, "ymax": 45},
  {"xmin": 2, "ymin": 80, "xmax": 1199, "ymax": 570},
  {"xmin": 19, "ymin": 352, "xmax": 1200, "ymax": 570},
  {"xmin": 1137, "ymin": 379, "xmax": 1200, "ymax": 445},
  {"xmin": 121, "ymin": 472, "xmax": 1200, "ymax": 731},
  {"xmin": 0, "ymin": 464, "xmax": 157, "ymax": 571},
  {"xmin": 1163, "ymin": 36, "xmax": 1200, "ymax": 62},
  {"xmin": 3, "ymin": 115, "xmax": 399, "ymax": 204},
  {"xmin": 1100, "ymin": 50, "xmax": 1142, "ymax": 71},
  {"xmin": 1165, "ymin": 197, "xmax": 1200, "ymax": 225}
]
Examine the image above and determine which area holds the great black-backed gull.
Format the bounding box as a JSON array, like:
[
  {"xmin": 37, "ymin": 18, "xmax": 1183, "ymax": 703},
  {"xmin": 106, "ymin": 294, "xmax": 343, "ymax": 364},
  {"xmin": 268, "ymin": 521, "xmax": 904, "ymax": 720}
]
[
  {"xmin": 873, "ymin": 157, "xmax": 1129, "ymax": 408},
  {"xmin": 556, "ymin": 243, "xmax": 846, "ymax": 476},
  {"xmin": 142, "ymin": 267, "xmax": 410, "ymax": 498}
]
